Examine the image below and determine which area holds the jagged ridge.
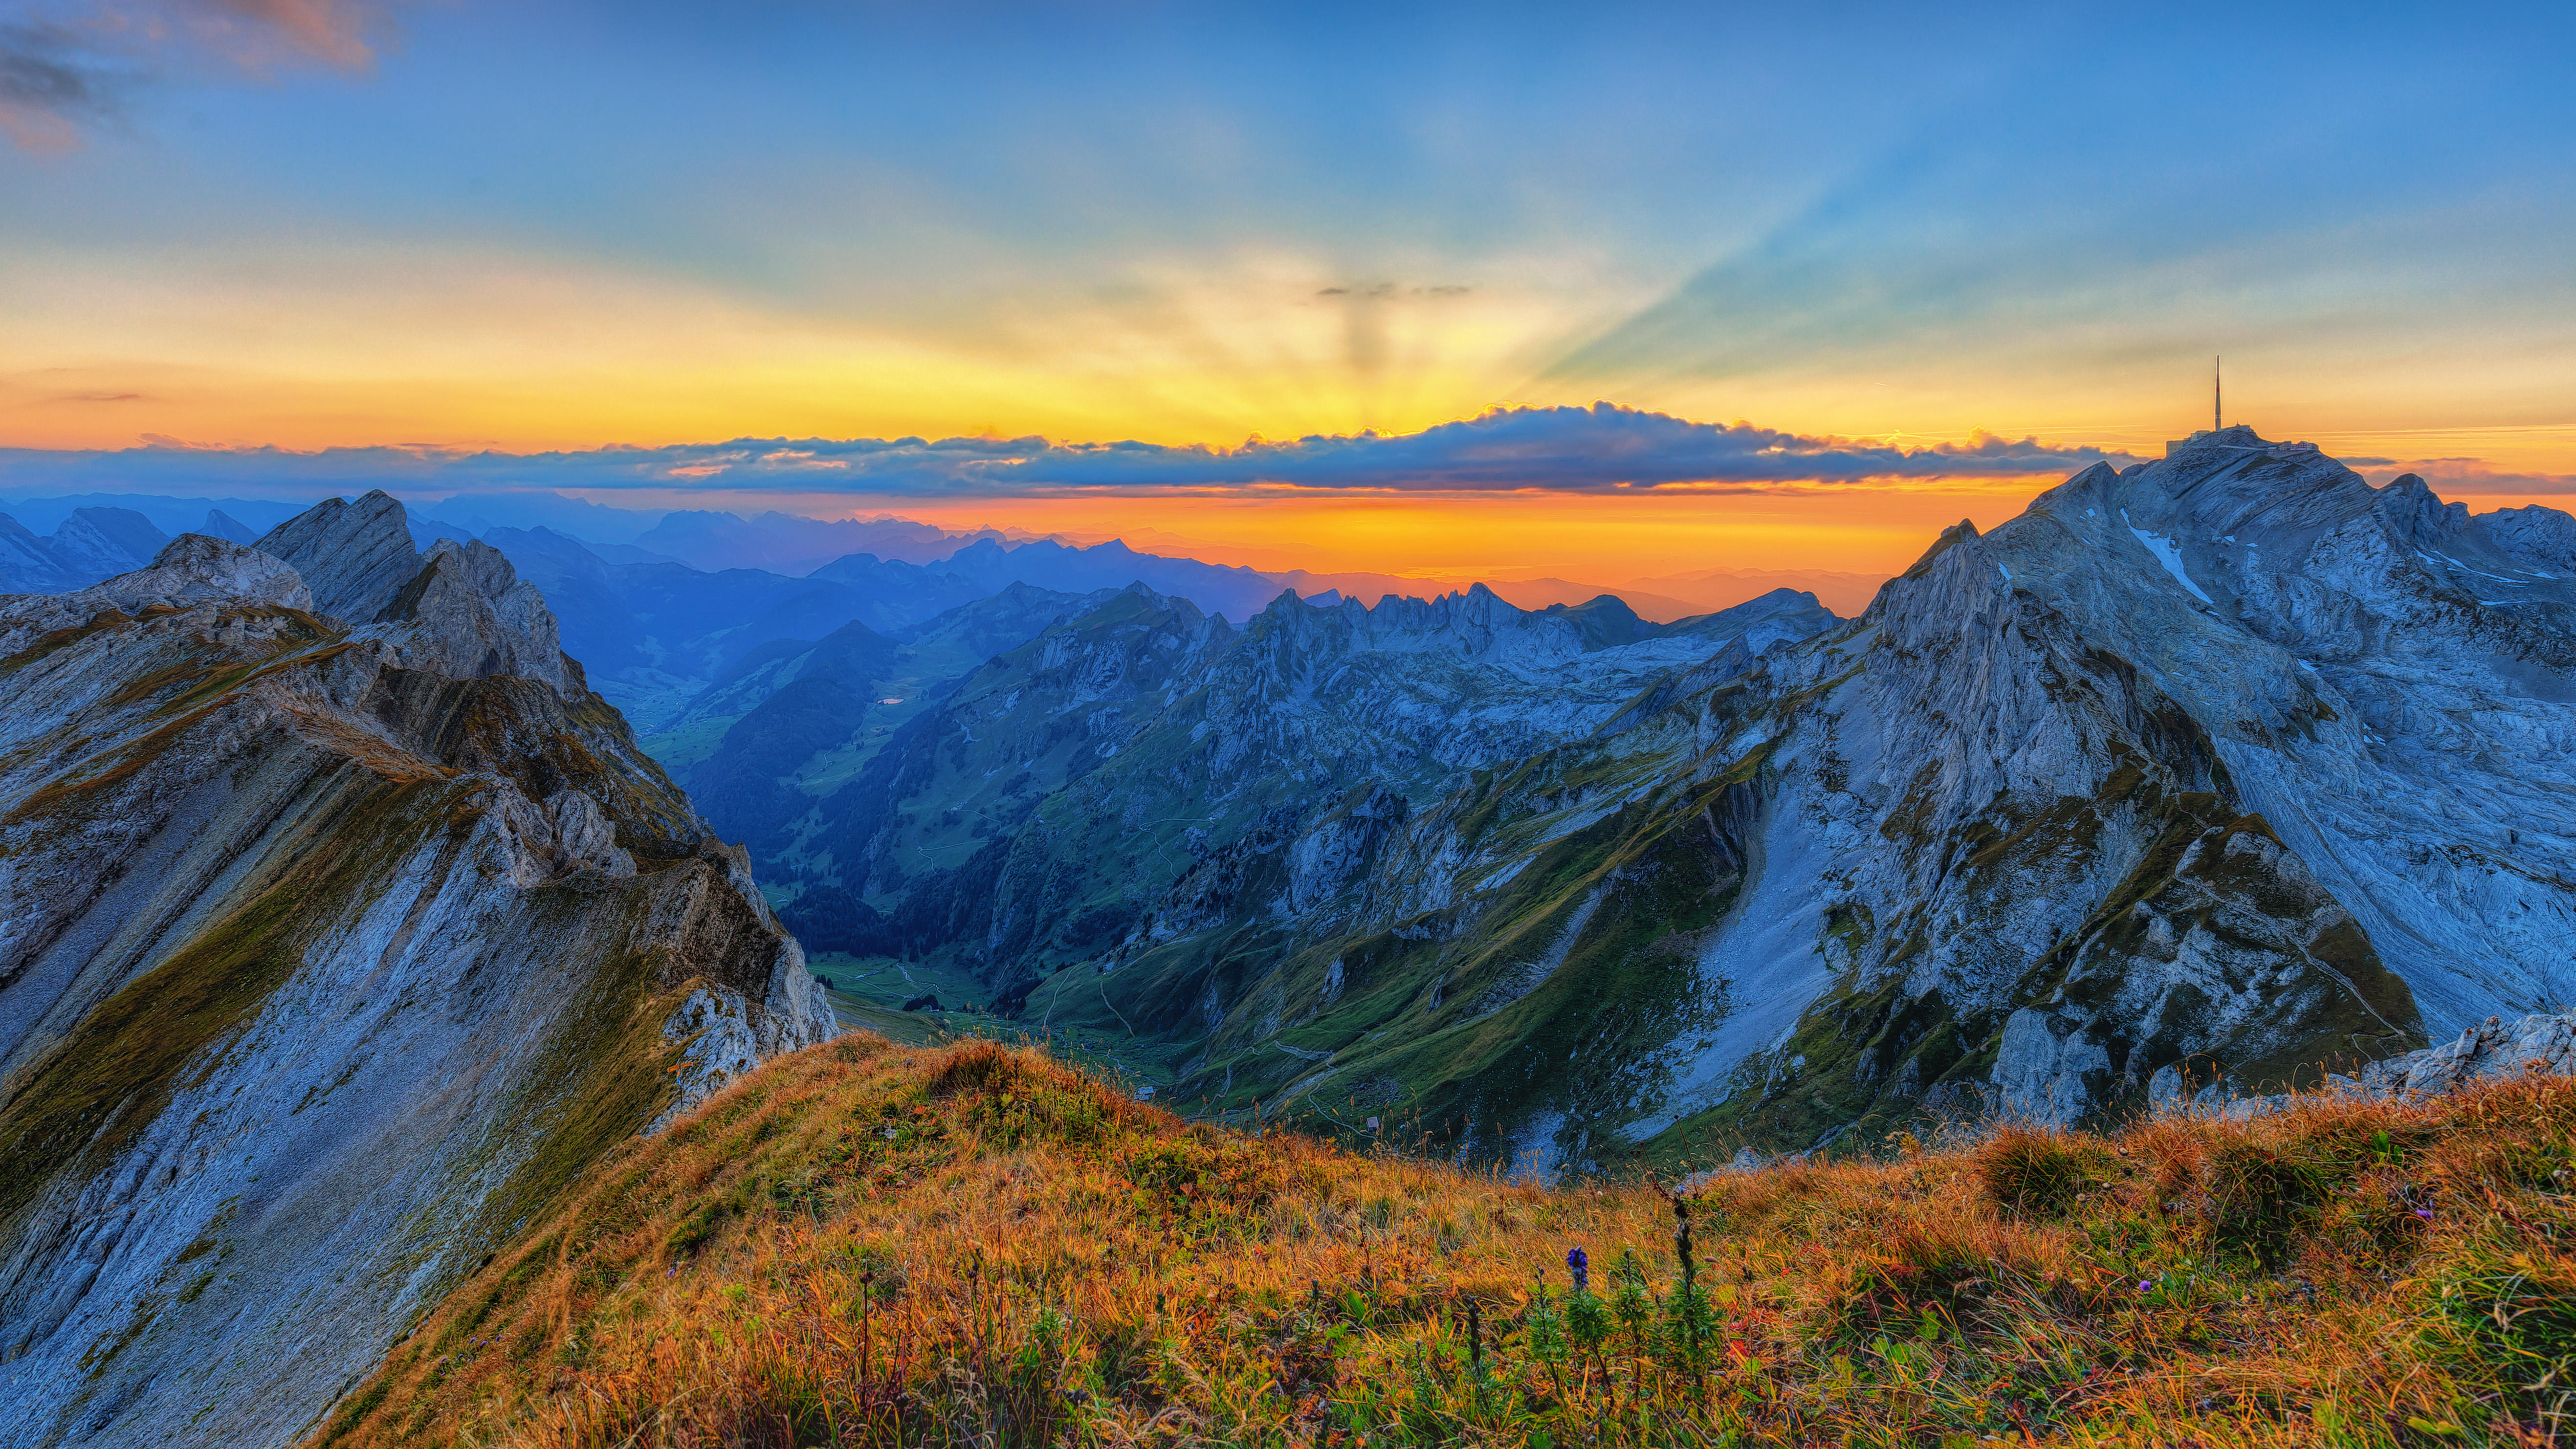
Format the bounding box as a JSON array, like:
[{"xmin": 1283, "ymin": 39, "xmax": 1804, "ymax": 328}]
[
  {"xmin": 1016, "ymin": 430, "xmax": 2572, "ymax": 1173},
  {"xmin": 0, "ymin": 495, "xmax": 834, "ymax": 1449}
]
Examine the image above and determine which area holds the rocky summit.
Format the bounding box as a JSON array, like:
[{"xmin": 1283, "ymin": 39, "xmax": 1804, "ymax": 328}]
[{"xmin": 0, "ymin": 495, "xmax": 833, "ymax": 1449}]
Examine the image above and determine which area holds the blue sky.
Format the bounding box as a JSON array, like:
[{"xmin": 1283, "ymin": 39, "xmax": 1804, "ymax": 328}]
[{"xmin": 3, "ymin": 0, "xmax": 2574, "ymax": 571}]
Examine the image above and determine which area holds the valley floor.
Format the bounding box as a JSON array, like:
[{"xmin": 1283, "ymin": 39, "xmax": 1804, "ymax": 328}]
[
  {"xmin": 308, "ymin": 1037, "xmax": 2571, "ymax": 1449},
  {"xmin": 806, "ymin": 954, "xmax": 1180, "ymax": 1093}
]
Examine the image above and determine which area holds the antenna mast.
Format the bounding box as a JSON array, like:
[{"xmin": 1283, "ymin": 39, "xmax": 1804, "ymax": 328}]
[{"xmin": 2214, "ymin": 355, "xmax": 2222, "ymax": 432}]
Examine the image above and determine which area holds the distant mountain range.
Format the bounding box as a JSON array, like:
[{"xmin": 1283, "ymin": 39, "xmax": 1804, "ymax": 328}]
[
  {"xmin": 0, "ymin": 505, "xmax": 270, "ymax": 593},
  {"xmin": 767, "ymin": 583, "xmax": 1839, "ymax": 990},
  {"xmin": 1335, "ymin": 568, "xmax": 1888, "ymax": 621},
  {"xmin": 6, "ymin": 487, "xmax": 1895, "ymax": 635}
]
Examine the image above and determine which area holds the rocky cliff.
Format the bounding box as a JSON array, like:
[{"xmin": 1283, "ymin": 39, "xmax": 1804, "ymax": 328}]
[
  {"xmin": 1010, "ymin": 431, "xmax": 2569, "ymax": 1171},
  {"xmin": 0, "ymin": 494, "xmax": 834, "ymax": 1449}
]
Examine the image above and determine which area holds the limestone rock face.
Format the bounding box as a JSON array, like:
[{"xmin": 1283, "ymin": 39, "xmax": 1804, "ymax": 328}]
[
  {"xmin": 248, "ymin": 492, "xmax": 583, "ymax": 699},
  {"xmin": 1036, "ymin": 430, "xmax": 2567, "ymax": 1174},
  {"xmin": 384, "ymin": 537, "xmax": 579, "ymax": 695},
  {"xmin": 250, "ymin": 490, "xmax": 424, "ymax": 624},
  {"xmin": 2378, "ymin": 1011, "xmax": 2576, "ymax": 1097},
  {"xmin": 0, "ymin": 497, "xmax": 833, "ymax": 1449},
  {"xmin": 0, "ymin": 535, "xmax": 313, "ymax": 652},
  {"xmin": 2180, "ymin": 1010, "xmax": 2576, "ymax": 1120}
]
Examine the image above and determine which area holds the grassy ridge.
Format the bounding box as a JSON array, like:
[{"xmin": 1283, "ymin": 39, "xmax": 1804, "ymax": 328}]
[{"xmin": 311, "ymin": 1036, "xmax": 2572, "ymax": 1448}]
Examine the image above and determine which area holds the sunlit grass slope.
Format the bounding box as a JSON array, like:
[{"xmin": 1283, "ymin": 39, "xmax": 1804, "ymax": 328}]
[{"xmin": 310, "ymin": 1036, "xmax": 2572, "ymax": 1448}]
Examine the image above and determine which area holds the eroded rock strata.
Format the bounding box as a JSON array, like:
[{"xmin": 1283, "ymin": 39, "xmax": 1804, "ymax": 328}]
[
  {"xmin": 1002, "ymin": 431, "xmax": 2569, "ymax": 1170},
  {"xmin": 0, "ymin": 496, "xmax": 832, "ymax": 1449}
]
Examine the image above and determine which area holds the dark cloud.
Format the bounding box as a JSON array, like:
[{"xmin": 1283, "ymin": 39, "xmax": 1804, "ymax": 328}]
[
  {"xmin": 0, "ymin": 23, "xmax": 125, "ymax": 148},
  {"xmin": 0, "ymin": 404, "xmax": 2142, "ymax": 500},
  {"xmin": 1, "ymin": 1, "xmax": 389, "ymax": 150}
]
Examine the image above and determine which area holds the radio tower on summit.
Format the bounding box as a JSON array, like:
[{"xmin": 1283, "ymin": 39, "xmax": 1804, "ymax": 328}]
[{"xmin": 2214, "ymin": 355, "xmax": 2223, "ymax": 432}]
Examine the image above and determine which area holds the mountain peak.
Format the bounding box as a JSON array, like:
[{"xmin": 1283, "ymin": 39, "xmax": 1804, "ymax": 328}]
[
  {"xmin": 253, "ymin": 490, "xmax": 420, "ymax": 624},
  {"xmin": 389, "ymin": 536, "xmax": 578, "ymax": 695},
  {"xmin": 1894, "ymin": 517, "xmax": 1983, "ymax": 581},
  {"xmin": 2172, "ymin": 423, "xmax": 2273, "ymax": 452}
]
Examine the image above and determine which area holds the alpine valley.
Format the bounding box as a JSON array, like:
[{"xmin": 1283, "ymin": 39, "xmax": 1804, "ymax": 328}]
[{"xmin": 766, "ymin": 428, "xmax": 2574, "ymax": 1171}]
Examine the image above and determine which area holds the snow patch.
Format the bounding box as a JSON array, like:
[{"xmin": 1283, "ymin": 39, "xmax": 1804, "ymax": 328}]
[{"xmin": 2123, "ymin": 510, "xmax": 2215, "ymax": 604}]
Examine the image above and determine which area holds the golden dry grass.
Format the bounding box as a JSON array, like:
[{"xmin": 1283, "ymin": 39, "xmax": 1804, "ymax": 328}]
[{"xmin": 307, "ymin": 1034, "xmax": 2575, "ymax": 1449}]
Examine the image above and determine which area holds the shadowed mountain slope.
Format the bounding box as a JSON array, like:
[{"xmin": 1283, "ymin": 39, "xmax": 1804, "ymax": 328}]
[
  {"xmin": 778, "ymin": 584, "xmax": 1836, "ymax": 1002},
  {"xmin": 1001, "ymin": 430, "xmax": 2567, "ymax": 1172},
  {"xmin": 0, "ymin": 496, "xmax": 833, "ymax": 1449}
]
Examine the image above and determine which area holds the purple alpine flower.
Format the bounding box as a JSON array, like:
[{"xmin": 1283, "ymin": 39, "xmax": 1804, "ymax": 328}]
[{"xmin": 1567, "ymin": 1247, "xmax": 1590, "ymax": 1293}]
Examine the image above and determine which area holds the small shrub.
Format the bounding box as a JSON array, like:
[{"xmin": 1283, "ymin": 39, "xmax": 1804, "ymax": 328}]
[
  {"xmin": 2135, "ymin": 1118, "xmax": 2209, "ymax": 1218},
  {"xmin": 1123, "ymin": 1134, "xmax": 1280, "ymax": 1231},
  {"xmin": 928, "ymin": 1039, "xmax": 1123, "ymax": 1147},
  {"xmin": 1838, "ymin": 1215, "xmax": 2026, "ymax": 1334},
  {"xmin": 2205, "ymin": 1140, "xmax": 2325, "ymax": 1267},
  {"xmin": 2306, "ymin": 1164, "xmax": 2433, "ymax": 1273},
  {"xmin": 665, "ymin": 1198, "xmax": 731, "ymax": 1256},
  {"xmin": 840, "ymin": 1238, "xmax": 908, "ymax": 1302},
  {"xmin": 1977, "ymin": 1126, "xmax": 2112, "ymax": 1218}
]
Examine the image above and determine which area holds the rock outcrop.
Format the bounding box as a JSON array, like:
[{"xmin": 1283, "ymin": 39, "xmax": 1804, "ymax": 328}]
[
  {"xmin": 0, "ymin": 498, "xmax": 833, "ymax": 1449},
  {"xmin": 2364, "ymin": 1011, "xmax": 2576, "ymax": 1097},
  {"xmin": 2165, "ymin": 1010, "xmax": 2576, "ymax": 1121}
]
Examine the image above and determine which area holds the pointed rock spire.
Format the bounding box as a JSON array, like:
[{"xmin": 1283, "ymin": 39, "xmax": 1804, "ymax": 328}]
[
  {"xmin": 253, "ymin": 490, "xmax": 423, "ymax": 624},
  {"xmin": 253, "ymin": 493, "xmax": 580, "ymax": 696}
]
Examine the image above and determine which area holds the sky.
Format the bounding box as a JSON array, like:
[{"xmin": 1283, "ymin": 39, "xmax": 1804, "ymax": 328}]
[{"xmin": 5, "ymin": 0, "xmax": 2575, "ymax": 576}]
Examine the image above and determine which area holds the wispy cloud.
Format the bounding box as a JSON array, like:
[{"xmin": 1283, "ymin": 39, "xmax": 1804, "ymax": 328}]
[
  {"xmin": 0, "ymin": 22, "xmax": 123, "ymax": 150},
  {"xmin": 1, "ymin": 0, "xmax": 389, "ymax": 151},
  {"xmin": 0, "ymin": 403, "xmax": 2140, "ymax": 498},
  {"xmin": 193, "ymin": 0, "xmax": 382, "ymax": 69}
]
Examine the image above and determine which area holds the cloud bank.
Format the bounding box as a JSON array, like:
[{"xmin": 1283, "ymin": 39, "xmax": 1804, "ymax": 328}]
[{"xmin": 0, "ymin": 404, "xmax": 2143, "ymax": 500}]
